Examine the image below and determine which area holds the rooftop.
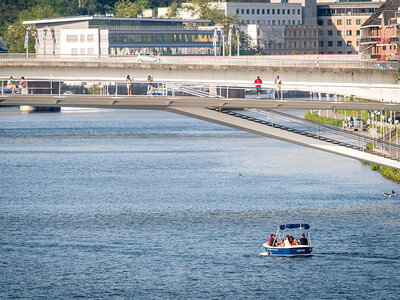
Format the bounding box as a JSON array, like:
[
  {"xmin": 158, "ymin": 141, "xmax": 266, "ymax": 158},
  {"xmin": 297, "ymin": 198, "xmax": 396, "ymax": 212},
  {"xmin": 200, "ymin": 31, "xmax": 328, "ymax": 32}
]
[
  {"xmin": 362, "ymin": 0, "xmax": 400, "ymax": 27},
  {"xmin": 23, "ymin": 16, "xmax": 210, "ymax": 25}
]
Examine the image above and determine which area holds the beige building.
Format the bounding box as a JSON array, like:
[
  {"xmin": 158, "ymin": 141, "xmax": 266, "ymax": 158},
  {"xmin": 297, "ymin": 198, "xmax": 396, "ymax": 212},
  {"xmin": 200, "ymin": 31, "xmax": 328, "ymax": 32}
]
[{"xmin": 317, "ymin": 2, "xmax": 381, "ymax": 54}]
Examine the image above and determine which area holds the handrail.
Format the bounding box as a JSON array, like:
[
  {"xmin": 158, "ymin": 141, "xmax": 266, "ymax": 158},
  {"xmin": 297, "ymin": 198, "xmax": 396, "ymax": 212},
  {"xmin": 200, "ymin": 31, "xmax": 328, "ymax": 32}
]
[{"xmin": 0, "ymin": 53, "xmax": 397, "ymax": 70}]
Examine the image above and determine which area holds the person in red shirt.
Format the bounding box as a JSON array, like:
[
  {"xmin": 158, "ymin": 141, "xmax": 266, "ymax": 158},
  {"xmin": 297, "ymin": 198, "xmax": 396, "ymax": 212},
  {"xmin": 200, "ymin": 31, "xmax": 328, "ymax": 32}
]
[{"xmin": 254, "ymin": 76, "xmax": 262, "ymax": 99}]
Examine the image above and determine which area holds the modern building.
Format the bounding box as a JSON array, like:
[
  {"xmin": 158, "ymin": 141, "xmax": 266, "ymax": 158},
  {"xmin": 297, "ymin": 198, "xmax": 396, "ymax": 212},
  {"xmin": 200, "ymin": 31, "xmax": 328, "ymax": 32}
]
[
  {"xmin": 360, "ymin": 0, "xmax": 400, "ymax": 60},
  {"xmin": 317, "ymin": 1, "xmax": 381, "ymax": 54},
  {"xmin": 23, "ymin": 16, "xmax": 221, "ymax": 56}
]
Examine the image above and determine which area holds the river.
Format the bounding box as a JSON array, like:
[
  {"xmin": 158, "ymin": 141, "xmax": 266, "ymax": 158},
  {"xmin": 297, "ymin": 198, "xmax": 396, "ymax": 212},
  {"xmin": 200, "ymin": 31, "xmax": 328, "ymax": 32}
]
[{"xmin": 1, "ymin": 109, "xmax": 399, "ymax": 299}]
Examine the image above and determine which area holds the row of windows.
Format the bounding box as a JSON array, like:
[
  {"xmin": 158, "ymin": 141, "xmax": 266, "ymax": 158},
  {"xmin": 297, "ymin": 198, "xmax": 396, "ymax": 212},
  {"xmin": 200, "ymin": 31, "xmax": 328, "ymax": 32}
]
[
  {"xmin": 318, "ymin": 19, "xmax": 362, "ymax": 26},
  {"xmin": 263, "ymin": 40, "xmax": 317, "ymax": 49},
  {"xmin": 317, "ymin": 7, "xmax": 376, "ymax": 17},
  {"xmin": 244, "ymin": 19, "xmax": 301, "ymax": 25},
  {"xmin": 320, "ymin": 29, "xmax": 360, "ymax": 37},
  {"xmin": 321, "ymin": 40, "xmax": 360, "ymax": 47},
  {"xmin": 109, "ymin": 34, "xmax": 215, "ymax": 44},
  {"xmin": 236, "ymin": 8, "xmax": 301, "ymax": 16},
  {"xmin": 66, "ymin": 34, "xmax": 95, "ymax": 43},
  {"xmin": 70, "ymin": 48, "xmax": 95, "ymax": 55},
  {"xmin": 285, "ymin": 30, "xmax": 317, "ymax": 37}
]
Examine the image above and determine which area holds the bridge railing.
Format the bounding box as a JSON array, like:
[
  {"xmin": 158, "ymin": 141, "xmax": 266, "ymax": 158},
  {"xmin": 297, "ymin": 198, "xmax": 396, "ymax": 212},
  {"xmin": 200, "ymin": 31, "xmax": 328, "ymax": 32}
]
[{"xmin": 0, "ymin": 53, "xmax": 397, "ymax": 70}]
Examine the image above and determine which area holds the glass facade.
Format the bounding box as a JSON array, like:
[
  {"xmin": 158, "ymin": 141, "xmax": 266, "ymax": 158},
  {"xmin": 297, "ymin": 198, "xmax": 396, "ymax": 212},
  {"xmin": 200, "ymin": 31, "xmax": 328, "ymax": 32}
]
[
  {"xmin": 88, "ymin": 17, "xmax": 219, "ymax": 56},
  {"xmin": 109, "ymin": 33, "xmax": 215, "ymax": 44}
]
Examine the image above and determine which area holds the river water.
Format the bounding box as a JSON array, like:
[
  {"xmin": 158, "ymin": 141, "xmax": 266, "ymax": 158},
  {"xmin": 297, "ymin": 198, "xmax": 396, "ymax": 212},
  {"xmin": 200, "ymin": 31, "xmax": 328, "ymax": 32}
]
[{"xmin": 1, "ymin": 109, "xmax": 399, "ymax": 299}]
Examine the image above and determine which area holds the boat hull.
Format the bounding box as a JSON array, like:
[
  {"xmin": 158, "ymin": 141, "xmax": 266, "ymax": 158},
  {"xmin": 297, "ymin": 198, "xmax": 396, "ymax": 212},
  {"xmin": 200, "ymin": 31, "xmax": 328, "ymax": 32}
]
[{"xmin": 263, "ymin": 244, "xmax": 313, "ymax": 256}]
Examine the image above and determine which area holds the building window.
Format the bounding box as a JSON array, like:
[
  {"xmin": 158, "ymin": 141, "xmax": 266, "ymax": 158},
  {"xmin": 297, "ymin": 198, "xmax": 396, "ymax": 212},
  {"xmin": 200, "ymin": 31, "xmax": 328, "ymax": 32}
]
[
  {"xmin": 267, "ymin": 20, "xmax": 270, "ymax": 25},
  {"xmin": 318, "ymin": 20, "xmax": 323, "ymax": 26},
  {"xmin": 328, "ymin": 41, "xmax": 333, "ymax": 47},
  {"xmin": 346, "ymin": 30, "xmax": 352, "ymax": 36},
  {"xmin": 328, "ymin": 20, "xmax": 332, "ymax": 25},
  {"xmin": 87, "ymin": 34, "xmax": 94, "ymax": 42},
  {"xmin": 314, "ymin": 41, "xmax": 317, "ymax": 47},
  {"xmin": 304, "ymin": 31, "xmax": 307, "ymax": 37},
  {"xmin": 346, "ymin": 19, "xmax": 351, "ymax": 25},
  {"xmin": 262, "ymin": 9, "xmax": 265, "ymax": 14},
  {"xmin": 272, "ymin": 9, "xmax": 275, "ymax": 15},
  {"xmin": 236, "ymin": 9, "xmax": 239, "ymax": 14},
  {"xmin": 293, "ymin": 31, "xmax": 296, "ymax": 37},
  {"xmin": 80, "ymin": 48, "xmax": 85, "ymax": 55},
  {"xmin": 356, "ymin": 19, "xmax": 361, "ymax": 25},
  {"xmin": 338, "ymin": 51, "xmax": 342, "ymax": 54},
  {"xmin": 278, "ymin": 20, "xmax": 280, "ymax": 25},
  {"xmin": 87, "ymin": 48, "xmax": 94, "ymax": 55},
  {"xmin": 337, "ymin": 20, "xmax": 342, "ymax": 25},
  {"xmin": 297, "ymin": 9, "xmax": 300, "ymax": 15},
  {"xmin": 282, "ymin": 9, "xmax": 285, "ymax": 15},
  {"xmin": 356, "ymin": 41, "xmax": 360, "ymax": 46},
  {"xmin": 80, "ymin": 35, "xmax": 85, "ymax": 42},
  {"xmin": 241, "ymin": 9, "xmax": 244, "ymax": 14},
  {"xmin": 272, "ymin": 20, "xmax": 275, "ymax": 25},
  {"xmin": 356, "ymin": 30, "xmax": 360, "ymax": 36},
  {"xmin": 252, "ymin": 9, "xmax": 255, "ymax": 14},
  {"xmin": 67, "ymin": 35, "xmax": 78, "ymax": 43},
  {"xmin": 71, "ymin": 48, "xmax": 78, "ymax": 55},
  {"xmin": 288, "ymin": 9, "xmax": 290, "ymax": 15},
  {"xmin": 282, "ymin": 20, "xmax": 286, "ymax": 25},
  {"xmin": 247, "ymin": 9, "xmax": 249, "ymax": 14},
  {"xmin": 277, "ymin": 9, "xmax": 280, "ymax": 15},
  {"xmin": 347, "ymin": 41, "xmax": 352, "ymax": 46},
  {"xmin": 304, "ymin": 41, "xmax": 307, "ymax": 48},
  {"xmin": 262, "ymin": 20, "xmax": 265, "ymax": 25},
  {"xmin": 337, "ymin": 41, "xmax": 342, "ymax": 47},
  {"xmin": 337, "ymin": 30, "xmax": 342, "ymax": 36},
  {"xmin": 267, "ymin": 9, "xmax": 270, "ymax": 14},
  {"xmin": 320, "ymin": 41, "xmax": 324, "ymax": 47},
  {"xmin": 328, "ymin": 30, "xmax": 333, "ymax": 36}
]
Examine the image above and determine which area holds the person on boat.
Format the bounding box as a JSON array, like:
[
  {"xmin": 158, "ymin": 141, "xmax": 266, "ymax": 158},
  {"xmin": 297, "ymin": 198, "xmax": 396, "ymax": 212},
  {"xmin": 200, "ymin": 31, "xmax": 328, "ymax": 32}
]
[
  {"xmin": 284, "ymin": 235, "xmax": 291, "ymax": 247},
  {"xmin": 267, "ymin": 234, "xmax": 277, "ymax": 246},
  {"xmin": 290, "ymin": 236, "xmax": 297, "ymax": 245},
  {"xmin": 298, "ymin": 233, "xmax": 308, "ymax": 245}
]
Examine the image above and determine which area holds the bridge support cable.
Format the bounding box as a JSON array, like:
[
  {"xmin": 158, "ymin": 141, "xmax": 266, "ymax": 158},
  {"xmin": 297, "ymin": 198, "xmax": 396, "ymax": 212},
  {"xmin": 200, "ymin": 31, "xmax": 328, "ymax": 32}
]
[{"xmin": 166, "ymin": 106, "xmax": 400, "ymax": 170}]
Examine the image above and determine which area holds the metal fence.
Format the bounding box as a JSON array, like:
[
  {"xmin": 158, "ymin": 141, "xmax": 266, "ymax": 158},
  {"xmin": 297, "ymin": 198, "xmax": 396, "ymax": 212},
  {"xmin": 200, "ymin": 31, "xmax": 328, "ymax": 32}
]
[{"xmin": 0, "ymin": 53, "xmax": 397, "ymax": 70}]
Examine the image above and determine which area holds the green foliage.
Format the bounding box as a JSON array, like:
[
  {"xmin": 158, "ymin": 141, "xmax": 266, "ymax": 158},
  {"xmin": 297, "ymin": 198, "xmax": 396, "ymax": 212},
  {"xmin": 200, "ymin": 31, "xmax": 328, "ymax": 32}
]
[
  {"xmin": 304, "ymin": 111, "xmax": 343, "ymax": 127},
  {"xmin": 290, "ymin": 50, "xmax": 299, "ymax": 55},
  {"xmin": 3, "ymin": 5, "xmax": 59, "ymax": 53},
  {"xmin": 166, "ymin": 1, "xmax": 181, "ymax": 18},
  {"xmin": 114, "ymin": 0, "xmax": 149, "ymax": 17},
  {"xmin": 370, "ymin": 164, "xmax": 379, "ymax": 171}
]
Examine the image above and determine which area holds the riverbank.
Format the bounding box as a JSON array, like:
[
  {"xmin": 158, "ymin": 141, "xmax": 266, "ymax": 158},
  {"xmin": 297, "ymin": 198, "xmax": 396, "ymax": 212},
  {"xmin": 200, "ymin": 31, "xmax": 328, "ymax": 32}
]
[{"xmin": 305, "ymin": 110, "xmax": 400, "ymax": 183}]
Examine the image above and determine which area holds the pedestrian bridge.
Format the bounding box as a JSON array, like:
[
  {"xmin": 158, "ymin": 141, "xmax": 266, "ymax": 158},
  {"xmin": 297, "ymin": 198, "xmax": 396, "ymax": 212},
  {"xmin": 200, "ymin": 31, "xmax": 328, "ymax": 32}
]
[
  {"xmin": 2, "ymin": 81, "xmax": 400, "ymax": 170},
  {"xmin": 0, "ymin": 54, "xmax": 399, "ymax": 102}
]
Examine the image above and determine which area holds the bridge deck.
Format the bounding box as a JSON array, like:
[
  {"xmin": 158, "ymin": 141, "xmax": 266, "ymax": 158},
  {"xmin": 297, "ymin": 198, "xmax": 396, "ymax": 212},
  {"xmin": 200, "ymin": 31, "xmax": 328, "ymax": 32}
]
[{"xmin": 2, "ymin": 95, "xmax": 400, "ymax": 111}]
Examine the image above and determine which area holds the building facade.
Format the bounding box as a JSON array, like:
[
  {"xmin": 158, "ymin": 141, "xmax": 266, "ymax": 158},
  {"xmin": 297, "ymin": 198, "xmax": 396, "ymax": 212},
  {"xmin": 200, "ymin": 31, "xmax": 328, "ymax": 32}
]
[
  {"xmin": 317, "ymin": 2, "xmax": 381, "ymax": 54},
  {"xmin": 360, "ymin": 0, "xmax": 400, "ymax": 60},
  {"xmin": 23, "ymin": 16, "xmax": 221, "ymax": 56}
]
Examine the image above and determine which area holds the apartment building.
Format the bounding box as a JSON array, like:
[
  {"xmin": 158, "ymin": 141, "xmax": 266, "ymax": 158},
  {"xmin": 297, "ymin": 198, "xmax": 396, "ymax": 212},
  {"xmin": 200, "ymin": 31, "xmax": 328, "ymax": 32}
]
[
  {"xmin": 317, "ymin": 2, "xmax": 381, "ymax": 54},
  {"xmin": 360, "ymin": 0, "xmax": 400, "ymax": 60}
]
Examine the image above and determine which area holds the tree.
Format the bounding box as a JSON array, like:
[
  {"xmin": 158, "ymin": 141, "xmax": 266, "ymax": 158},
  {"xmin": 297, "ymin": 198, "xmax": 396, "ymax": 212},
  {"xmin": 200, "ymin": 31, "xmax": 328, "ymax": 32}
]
[
  {"xmin": 166, "ymin": 1, "xmax": 181, "ymax": 19},
  {"xmin": 3, "ymin": 5, "xmax": 59, "ymax": 53},
  {"xmin": 114, "ymin": 0, "xmax": 149, "ymax": 18}
]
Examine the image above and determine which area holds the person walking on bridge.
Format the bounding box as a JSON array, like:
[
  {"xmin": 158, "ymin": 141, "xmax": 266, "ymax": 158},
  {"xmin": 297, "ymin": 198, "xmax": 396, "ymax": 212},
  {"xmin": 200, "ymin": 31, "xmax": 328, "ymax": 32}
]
[
  {"xmin": 254, "ymin": 76, "xmax": 262, "ymax": 99},
  {"xmin": 274, "ymin": 75, "xmax": 282, "ymax": 100}
]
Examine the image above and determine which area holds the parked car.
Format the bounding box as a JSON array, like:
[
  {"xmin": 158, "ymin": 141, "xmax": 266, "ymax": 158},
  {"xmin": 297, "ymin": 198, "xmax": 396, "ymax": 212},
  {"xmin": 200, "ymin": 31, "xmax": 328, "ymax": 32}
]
[
  {"xmin": 137, "ymin": 53, "xmax": 160, "ymax": 63},
  {"xmin": 63, "ymin": 91, "xmax": 73, "ymax": 95}
]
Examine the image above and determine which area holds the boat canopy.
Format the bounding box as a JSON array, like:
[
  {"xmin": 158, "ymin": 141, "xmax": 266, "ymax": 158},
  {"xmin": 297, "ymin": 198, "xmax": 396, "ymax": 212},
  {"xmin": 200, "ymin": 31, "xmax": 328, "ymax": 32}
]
[{"xmin": 279, "ymin": 224, "xmax": 310, "ymax": 230}]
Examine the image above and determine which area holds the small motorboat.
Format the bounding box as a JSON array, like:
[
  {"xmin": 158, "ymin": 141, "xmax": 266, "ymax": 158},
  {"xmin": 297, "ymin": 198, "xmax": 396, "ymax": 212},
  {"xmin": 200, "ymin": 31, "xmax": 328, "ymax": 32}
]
[{"xmin": 262, "ymin": 223, "xmax": 313, "ymax": 256}]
